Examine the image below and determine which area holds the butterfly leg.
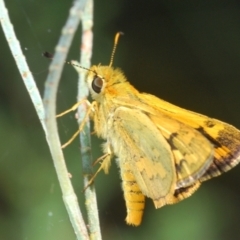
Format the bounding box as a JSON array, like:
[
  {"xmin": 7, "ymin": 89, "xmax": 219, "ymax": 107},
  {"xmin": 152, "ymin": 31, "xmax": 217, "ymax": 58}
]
[
  {"xmin": 56, "ymin": 98, "xmax": 90, "ymax": 117},
  {"xmin": 83, "ymin": 144, "xmax": 113, "ymax": 191},
  {"xmin": 60, "ymin": 101, "xmax": 96, "ymax": 148}
]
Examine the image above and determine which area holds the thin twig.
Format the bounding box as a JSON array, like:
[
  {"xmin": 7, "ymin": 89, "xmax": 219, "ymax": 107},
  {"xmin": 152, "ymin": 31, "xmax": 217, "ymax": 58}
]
[
  {"xmin": 0, "ymin": 0, "xmax": 46, "ymax": 132},
  {"xmin": 43, "ymin": 0, "xmax": 89, "ymax": 239},
  {"xmin": 76, "ymin": 0, "xmax": 102, "ymax": 239}
]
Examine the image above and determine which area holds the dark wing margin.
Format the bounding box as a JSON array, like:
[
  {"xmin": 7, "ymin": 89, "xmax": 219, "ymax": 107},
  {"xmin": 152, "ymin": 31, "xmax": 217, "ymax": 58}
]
[{"xmin": 196, "ymin": 122, "xmax": 240, "ymax": 182}]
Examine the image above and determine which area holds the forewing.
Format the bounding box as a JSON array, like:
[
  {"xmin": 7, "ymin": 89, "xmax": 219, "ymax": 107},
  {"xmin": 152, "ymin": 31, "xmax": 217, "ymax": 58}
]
[
  {"xmin": 149, "ymin": 113, "xmax": 213, "ymax": 188},
  {"xmin": 139, "ymin": 93, "xmax": 240, "ymax": 181}
]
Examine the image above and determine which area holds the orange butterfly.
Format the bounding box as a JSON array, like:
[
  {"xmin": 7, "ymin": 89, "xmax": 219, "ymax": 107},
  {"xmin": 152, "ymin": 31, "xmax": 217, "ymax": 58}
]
[{"xmin": 59, "ymin": 33, "xmax": 240, "ymax": 226}]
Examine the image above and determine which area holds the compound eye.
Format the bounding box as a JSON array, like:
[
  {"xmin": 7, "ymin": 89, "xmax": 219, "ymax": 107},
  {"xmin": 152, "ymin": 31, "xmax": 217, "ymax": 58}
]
[{"xmin": 92, "ymin": 75, "xmax": 103, "ymax": 93}]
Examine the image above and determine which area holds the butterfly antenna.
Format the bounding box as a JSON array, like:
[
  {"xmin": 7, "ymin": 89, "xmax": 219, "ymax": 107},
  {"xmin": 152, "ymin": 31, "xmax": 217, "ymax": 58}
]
[
  {"xmin": 43, "ymin": 52, "xmax": 95, "ymax": 74},
  {"xmin": 109, "ymin": 32, "xmax": 124, "ymax": 67}
]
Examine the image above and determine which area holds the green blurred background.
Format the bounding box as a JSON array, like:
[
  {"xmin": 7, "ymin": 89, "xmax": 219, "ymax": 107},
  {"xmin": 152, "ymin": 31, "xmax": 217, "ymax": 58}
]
[{"xmin": 1, "ymin": 0, "xmax": 240, "ymax": 239}]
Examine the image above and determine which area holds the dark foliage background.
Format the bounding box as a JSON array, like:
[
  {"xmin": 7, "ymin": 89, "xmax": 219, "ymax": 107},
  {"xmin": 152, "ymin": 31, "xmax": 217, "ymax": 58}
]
[{"xmin": 1, "ymin": 1, "xmax": 240, "ymax": 239}]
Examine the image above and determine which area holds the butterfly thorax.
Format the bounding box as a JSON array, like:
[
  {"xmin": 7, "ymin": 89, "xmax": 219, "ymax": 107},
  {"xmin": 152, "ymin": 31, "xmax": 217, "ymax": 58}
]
[{"xmin": 86, "ymin": 65, "xmax": 139, "ymax": 139}]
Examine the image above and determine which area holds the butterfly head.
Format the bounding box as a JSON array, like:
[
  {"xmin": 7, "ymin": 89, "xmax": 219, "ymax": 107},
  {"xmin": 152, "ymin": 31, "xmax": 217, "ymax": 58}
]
[{"xmin": 86, "ymin": 65, "xmax": 127, "ymax": 100}]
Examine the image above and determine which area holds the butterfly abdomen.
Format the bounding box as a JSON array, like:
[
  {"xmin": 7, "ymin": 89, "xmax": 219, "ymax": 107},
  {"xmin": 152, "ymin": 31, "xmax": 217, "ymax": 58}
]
[{"xmin": 121, "ymin": 163, "xmax": 146, "ymax": 226}]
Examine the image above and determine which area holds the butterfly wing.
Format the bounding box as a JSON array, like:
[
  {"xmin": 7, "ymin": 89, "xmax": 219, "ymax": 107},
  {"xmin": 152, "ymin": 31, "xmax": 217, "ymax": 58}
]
[
  {"xmin": 109, "ymin": 106, "xmax": 176, "ymax": 205},
  {"xmin": 149, "ymin": 113, "xmax": 213, "ymax": 188},
  {"xmin": 108, "ymin": 106, "xmax": 213, "ymax": 207},
  {"xmin": 112, "ymin": 92, "xmax": 240, "ymax": 182},
  {"xmin": 139, "ymin": 93, "xmax": 240, "ymax": 181}
]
